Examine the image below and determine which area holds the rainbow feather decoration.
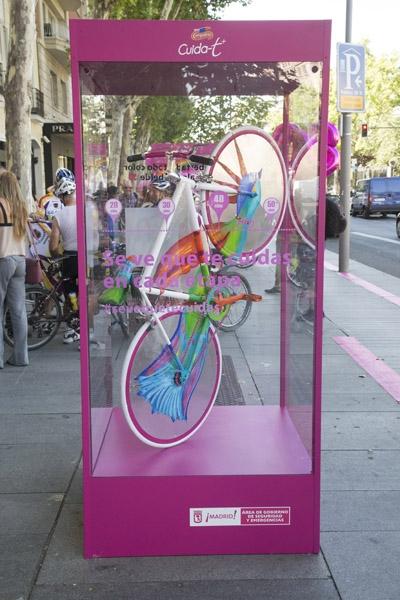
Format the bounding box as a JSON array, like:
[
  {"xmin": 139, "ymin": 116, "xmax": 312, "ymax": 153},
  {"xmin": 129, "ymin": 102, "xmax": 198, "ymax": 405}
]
[
  {"xmin": 136, "ymin": 271, "xmax": 210, "ymax": 422},
  {"xmin": 207, "ymin": 138, "xmax": 262, "ymax": 257}
]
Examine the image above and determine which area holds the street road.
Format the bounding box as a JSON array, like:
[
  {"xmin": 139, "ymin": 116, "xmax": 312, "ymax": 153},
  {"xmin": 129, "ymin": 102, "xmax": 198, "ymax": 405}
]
[{"xmin": 326, "ymin": 214, "xmax": 400, "ymax": 278}]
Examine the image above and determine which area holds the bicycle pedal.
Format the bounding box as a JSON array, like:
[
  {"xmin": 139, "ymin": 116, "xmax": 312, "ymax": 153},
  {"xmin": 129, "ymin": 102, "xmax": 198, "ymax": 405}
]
[{"xmin": 248, "ymin": 294, "xmax": 262, "ymax": 302}]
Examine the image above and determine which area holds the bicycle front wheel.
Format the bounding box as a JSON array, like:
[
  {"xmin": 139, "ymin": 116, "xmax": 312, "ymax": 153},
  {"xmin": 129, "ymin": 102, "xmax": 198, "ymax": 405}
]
[
  {"xmin": 4, "ymin": 286, "xmax": 62, "ymax": 351},
  {"xmin": 121, "ymin": 310, "xmax": 222, "ymax": 448}
]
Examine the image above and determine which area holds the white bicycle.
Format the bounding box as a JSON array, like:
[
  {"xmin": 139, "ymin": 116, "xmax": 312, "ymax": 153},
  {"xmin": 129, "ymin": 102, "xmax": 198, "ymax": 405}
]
[{"xmin": 120, "ymin": 126, "xmax": 287, "ymax": 447}]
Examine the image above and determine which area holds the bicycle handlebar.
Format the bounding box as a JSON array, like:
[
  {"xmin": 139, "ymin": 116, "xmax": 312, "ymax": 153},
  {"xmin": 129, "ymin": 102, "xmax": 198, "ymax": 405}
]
[{"xmin": 127, "ymin": 151, "xmax": 214, "ymax": 166}]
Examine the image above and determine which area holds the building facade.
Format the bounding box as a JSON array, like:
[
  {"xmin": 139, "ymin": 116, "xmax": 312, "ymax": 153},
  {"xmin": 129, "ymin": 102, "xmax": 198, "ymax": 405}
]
[{"xmin": 0, "ymin": 0, "xmax": 82, "ymax": 199}]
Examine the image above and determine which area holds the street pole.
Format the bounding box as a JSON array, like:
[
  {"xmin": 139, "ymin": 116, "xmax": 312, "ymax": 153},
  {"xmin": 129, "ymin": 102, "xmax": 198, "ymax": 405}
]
[{"xmin": 338, "ymin": 0, "xmax": 352, "ymax": 272}]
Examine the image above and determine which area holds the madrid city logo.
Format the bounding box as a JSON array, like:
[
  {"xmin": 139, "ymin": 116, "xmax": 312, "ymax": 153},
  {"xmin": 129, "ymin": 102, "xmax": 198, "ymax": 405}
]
[
  {"xmin": 178, "ymin": 27, "xmax": 226, "ymax": 58},
  {"xmin": 193, "ymin": 510, "xmax": 203, "ymax": 524}
]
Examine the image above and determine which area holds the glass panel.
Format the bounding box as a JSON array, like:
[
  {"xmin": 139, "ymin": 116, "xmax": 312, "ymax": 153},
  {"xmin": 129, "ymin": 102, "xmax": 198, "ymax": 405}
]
[{"xmin": 79, "ymin": 60, "xmax": 322, "ymax": 475}]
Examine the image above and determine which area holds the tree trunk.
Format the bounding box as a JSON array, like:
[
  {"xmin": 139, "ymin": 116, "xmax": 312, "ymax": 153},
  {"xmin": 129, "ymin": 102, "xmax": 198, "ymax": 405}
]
[
  {"xmin": 118, "ymin": 98, "xmax": 144, "ymax": 186},
  {"xmin": 89, "ymin": 0, "xmax": 114, "ymax": 19},
  {"xmin": 108, "ymin": 96, "xmax": 133, "ymax": 187},
  {"xmin": 5, "ymin": 0, "xmax": 36, "ymax": 207},
  {"xmin": 160, "ymin": 0, "xmax": 176, "ymax": 19},
  {"xmin": 118, "ymin": 103, "xmax": 135, "ymax": 186}
]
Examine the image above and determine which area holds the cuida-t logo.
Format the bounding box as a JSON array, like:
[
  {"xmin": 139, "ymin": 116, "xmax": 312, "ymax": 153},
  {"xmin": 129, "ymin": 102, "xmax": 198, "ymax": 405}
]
[{"xmin": 178, "ymin": 27, "xmax": 225, "ymax": 58}]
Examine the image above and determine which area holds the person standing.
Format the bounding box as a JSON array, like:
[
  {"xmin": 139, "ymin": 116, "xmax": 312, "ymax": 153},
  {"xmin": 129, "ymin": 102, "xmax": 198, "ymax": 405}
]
[
  {"xmin": 49, "ymin": 175, "xmax": 79, "ymax": 344},
  {"xmin": 0, "ymin": 171, "xmax": 29, "ymax": 368}
]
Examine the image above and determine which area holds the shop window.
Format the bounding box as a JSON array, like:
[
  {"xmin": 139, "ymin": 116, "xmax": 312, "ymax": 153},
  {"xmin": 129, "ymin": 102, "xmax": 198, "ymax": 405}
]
[
  {"xmin": 61, "ymin": 80, "xmax": 68, "ymax": 113},
  {"xmin": 50, "ymin": 70, "xmax": 58, "ymax": 108}
]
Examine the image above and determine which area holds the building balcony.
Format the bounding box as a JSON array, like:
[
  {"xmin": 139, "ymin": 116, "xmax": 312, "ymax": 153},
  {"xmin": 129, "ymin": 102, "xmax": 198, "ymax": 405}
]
[
  {"xmin": 43, "ymin": 22, "xmax": 70, "ymax": 67},
  {"xmin": 31, "ymin": 88, "xmax": 44, "ymax": 118}
]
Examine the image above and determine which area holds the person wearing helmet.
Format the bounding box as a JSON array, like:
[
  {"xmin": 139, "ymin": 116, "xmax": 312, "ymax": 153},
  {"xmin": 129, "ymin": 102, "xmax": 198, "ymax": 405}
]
[
  {"xmin": 49, "ymin": 176, "xmax": 79, "ymax": 343},
  {"xmin": 55, "ymin": 167, "xmax": 75, "ymax": 184}
]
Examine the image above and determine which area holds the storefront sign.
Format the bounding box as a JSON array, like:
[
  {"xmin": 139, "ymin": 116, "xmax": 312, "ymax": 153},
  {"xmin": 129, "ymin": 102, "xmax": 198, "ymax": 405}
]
[{"xmin": 49, "ymin": 123, "xmax": 74, "ymax": 134}]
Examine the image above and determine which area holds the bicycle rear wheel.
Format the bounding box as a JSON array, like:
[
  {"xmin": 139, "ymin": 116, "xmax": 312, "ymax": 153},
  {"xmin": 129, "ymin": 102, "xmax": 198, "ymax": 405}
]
[
  {"xmin": 121, "ymin": 310, "xmax": 222, "ymax": 448},
  {"xmin": 4, "ymin": 286, "xmax": 62, "ymax": 351},
  {"xmin": 208, "ymin": 268, "xmax": 253, "ymax": 332}
]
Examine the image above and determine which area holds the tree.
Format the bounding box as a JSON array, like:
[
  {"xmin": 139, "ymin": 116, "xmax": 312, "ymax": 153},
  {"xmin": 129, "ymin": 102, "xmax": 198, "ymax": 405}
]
[
  {"xmin": 5, "ymin": 0, "xmax": 36, "ymax": 206},
  {"xmin": 183, "ymin": 95, "xmax": 276, "ymax": 143}
]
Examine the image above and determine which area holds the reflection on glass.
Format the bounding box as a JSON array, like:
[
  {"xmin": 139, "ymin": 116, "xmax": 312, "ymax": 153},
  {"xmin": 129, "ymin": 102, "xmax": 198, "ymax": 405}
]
[{"xmin": 79, "ymin": 61, "xmax": 322, "ymax": 472}]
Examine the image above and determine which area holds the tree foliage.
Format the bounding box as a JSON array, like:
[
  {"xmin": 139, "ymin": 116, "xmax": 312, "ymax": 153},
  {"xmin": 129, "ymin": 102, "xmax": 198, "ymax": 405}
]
[
  {"xmin": 133, "ymin": 96, "xmax": 194, "ymax": 149},
  {"xmin": 182, "ymin": 95, "xmax": 276, "ymax": 143},
  {"xmin": 88, "ymin": 0, "xmax": 250, "ymax": 20}
]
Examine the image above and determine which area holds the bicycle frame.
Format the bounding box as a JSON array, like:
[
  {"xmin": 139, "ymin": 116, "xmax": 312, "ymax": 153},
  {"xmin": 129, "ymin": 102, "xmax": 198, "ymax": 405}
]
[{"xmin": 138, "ymin": 174, "xmax": 234, "ymax": 347}]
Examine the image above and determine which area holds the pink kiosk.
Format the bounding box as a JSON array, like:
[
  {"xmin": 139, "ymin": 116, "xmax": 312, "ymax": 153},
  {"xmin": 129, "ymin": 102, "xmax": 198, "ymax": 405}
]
[{"xmin": 70, "ymin": 19, "xmax": 331, "ymax": 557}]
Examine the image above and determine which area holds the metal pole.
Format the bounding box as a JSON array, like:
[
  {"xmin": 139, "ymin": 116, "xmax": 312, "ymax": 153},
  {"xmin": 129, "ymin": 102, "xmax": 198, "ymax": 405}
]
[{"xmin": 338, "ymin": 0, "xmax": 352, "ymax": 272}]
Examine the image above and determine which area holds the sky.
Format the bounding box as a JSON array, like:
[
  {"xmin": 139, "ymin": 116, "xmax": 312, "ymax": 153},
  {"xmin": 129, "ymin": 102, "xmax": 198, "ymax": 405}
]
[{"xmin": 223, "ymin": 0, "xmax": 400, "ymax": 61}]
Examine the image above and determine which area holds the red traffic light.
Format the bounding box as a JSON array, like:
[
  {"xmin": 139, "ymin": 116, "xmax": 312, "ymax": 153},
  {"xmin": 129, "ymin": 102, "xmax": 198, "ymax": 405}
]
[{"xmin": 361, "ymin": 123, "xmax": 368, "ymax": 137}]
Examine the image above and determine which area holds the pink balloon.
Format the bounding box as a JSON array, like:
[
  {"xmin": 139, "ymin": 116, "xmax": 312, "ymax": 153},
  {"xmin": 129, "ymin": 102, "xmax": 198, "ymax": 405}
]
[
  {"xmin": 326, "ymin": 146, "xmax": 340, "ymax": 176},
  {"xmin": 327, "ymin": 122, "xmax": 340, "ymax": 148}
]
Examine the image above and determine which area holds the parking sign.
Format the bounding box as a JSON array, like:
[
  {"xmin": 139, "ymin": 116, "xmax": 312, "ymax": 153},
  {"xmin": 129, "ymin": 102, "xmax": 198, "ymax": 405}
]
[{"xmin": 337, "ymin": 43, "xmax": 365, "ymax": 113}]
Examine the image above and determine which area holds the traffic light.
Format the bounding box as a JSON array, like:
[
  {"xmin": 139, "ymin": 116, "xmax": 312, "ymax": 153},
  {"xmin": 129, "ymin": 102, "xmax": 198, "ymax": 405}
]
[{"xmin": 361, "ymin": 123, "xmax": 368, "ymax": 137}]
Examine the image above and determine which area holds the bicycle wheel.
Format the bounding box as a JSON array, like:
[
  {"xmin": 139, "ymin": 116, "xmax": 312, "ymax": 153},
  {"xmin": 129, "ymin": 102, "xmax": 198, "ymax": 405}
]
[
  {"xmin": 208, "ymin": 268, "xmax": 252, "ymax": 332},
  {"xmin": 121, "ymin": 310, "xmax": 222, "ymax": 448},
  {"xmin": 205, "ymin": 126, "xmax": 287, "ymax": 260},
  {"xmin": 4, "ymin": 286, "xmax": 62, "ymax": 351}
]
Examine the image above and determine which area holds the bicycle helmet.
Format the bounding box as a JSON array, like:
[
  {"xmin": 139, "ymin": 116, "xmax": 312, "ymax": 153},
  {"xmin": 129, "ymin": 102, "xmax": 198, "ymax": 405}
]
[
  {"xmin": 54, "ymin": 177, "xmax": 76, "ymax": 197},
  {"xmin": 55, "ymin": 168, "xmax": 75, "ymax": 183}
]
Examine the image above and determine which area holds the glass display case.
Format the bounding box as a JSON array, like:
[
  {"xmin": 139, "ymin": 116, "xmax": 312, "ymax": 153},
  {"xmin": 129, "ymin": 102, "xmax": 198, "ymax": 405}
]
[{"xmin": 70, "ymin": 19, "xmax": 331, "ymax": 557}]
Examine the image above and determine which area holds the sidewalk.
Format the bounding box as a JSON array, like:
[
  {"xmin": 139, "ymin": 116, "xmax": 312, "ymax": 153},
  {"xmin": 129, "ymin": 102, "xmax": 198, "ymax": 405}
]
[{"xmin": 1, "ymin": 250, "xmax": 400, "ymax": 600}]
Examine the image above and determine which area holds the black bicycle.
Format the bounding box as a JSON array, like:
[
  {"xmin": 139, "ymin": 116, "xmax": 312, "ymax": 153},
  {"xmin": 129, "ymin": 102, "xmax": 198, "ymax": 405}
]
[{"xmin": 4, "ymin": 256, "xmax": 79, "ymax": 350}]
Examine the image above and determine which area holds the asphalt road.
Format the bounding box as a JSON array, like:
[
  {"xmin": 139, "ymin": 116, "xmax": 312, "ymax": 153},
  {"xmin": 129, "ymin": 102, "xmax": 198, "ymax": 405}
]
[{"xmin": 326, "ymin": 213, "xmax": 400, "ymax": 279}]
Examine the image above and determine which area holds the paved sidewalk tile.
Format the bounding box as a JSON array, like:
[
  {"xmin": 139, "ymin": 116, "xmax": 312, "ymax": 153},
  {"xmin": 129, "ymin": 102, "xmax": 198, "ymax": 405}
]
[
  {"xmin": 321, "ymin": 450, "xmax": 400, "ymax": 491},
  {"xmin": 321, "ymin": 531, "xmax": 400, "ymax": 600},
  {"xmin": 0, "ymin": 533, "xmax": 46, "ymax": 600},
  {"xmin": 31, "ymin": 578, "xmax": 341, "ymax": 600},
  {"xmin": 321, "ymin": 490, "xmax": 400, "ymax": 531},
  {"xmin": 0, "ymin": 493, "xmax": 62, "ymax": 534},
  {"xmin": 322, "ymin": 411, "xmax": 400, "ymax": 450},
  {"xmin": 37, "ymin": 504, "xmax": 331, "ymax": 586},
  {"xmin": 0, "ymin": 442, "xmax": 81, "ymax": 493}
]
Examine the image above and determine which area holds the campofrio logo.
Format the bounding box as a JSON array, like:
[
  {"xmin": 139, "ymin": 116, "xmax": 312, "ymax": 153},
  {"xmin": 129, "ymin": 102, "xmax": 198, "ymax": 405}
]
[
  {"xmin": 191, "ymin": 26, "xmax": 213, "ymax": 42},
  {"xmin": 178, "ymin": 27, "xmax": 225, "ymax": 58}
]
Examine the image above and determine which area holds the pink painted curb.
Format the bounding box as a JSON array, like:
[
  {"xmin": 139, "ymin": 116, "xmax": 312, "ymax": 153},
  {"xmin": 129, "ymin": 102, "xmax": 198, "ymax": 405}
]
[
  {"xmin": 325, "ymin": 262, "xmax": 400, "ymax": 308},
  {"xmin": 334, "ymin": 336, "xmax": 400, "ymax": 403}
]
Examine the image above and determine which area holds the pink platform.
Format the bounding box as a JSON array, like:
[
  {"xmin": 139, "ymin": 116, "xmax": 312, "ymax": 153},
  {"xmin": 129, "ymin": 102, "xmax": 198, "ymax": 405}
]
[
  {"xmin": 70, "ymin": 18, "xmax": 330, "ymax": 558},
  {"xmin": 92, "ymin": 406, "xmax": 312, "ymax": 477}
]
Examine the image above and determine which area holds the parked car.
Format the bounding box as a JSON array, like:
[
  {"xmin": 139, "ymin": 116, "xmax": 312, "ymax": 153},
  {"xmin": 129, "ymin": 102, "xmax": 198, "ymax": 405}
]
[
  {"xmin": 351, "ymin": 177, "xmax": 400, "ymax": 218},
  {"xmin": 396, "ymin": 212, "xmax": 400, "ymax": 239}
]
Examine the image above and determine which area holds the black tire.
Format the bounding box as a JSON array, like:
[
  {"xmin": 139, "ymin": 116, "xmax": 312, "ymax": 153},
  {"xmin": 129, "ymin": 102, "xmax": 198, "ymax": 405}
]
[
  {"xmin": 396, "ymin": 220, "xmax": 400, "ymax": 239},
  {"xmin": 4, "ymin": 286, "xmax": 62, "ymax": 351},
  {"xmin": 209, "ymin": 268, "xmax": 252, "ymax": 332},
  {"xmin": 381, "ymin": 213, "xmax": 387, "ymax": 218},
  {"xmin": 350, "ymin": 206, "xmax": 358, "ymax": 217},
  {"xmin": 362, "ymin": 206, "xmax": 370, "ymax": 219}
]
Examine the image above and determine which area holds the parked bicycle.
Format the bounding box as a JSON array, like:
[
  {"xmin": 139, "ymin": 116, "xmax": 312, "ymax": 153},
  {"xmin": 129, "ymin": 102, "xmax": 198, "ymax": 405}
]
[
  {"xmin": 287, "ymin": 242, "xmax": 315, "ymax": 332},
  {"xmin": 3, "ymin": 255, "xmax": 79, "ymax": 350}
]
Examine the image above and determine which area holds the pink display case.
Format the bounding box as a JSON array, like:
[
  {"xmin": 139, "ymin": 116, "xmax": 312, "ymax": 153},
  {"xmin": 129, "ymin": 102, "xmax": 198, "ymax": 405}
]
[{"xmin": 70, "ymin": 19, "xmax": 331, "ymax": 558}]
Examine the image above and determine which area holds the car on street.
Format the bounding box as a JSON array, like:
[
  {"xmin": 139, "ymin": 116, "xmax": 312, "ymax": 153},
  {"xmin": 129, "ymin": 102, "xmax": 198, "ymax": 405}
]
[{"xmin": 351, "ymin": 176, "xmax": 400, "ymax": 218}]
